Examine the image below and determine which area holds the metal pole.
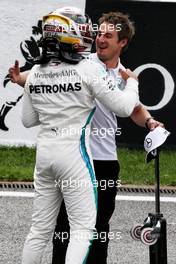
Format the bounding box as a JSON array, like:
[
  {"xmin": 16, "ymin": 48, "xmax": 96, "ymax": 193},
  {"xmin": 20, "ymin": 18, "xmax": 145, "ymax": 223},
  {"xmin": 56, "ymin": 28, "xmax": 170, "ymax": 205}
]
[
  {"xmin": 149, "ymin": 149, "xmax": 167, "ymax": 264},
  {"xmin": 155, "ymin": 149, "xmax": 160, "ymax": 214}
]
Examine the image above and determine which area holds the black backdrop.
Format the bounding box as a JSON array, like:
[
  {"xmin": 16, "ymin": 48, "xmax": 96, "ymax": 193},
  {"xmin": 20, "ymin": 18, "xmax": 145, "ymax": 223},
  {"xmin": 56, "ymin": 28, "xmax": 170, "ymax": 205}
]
[{"xmin": 85, "ymin": 0, "xmax": 176, "ymax": 147}]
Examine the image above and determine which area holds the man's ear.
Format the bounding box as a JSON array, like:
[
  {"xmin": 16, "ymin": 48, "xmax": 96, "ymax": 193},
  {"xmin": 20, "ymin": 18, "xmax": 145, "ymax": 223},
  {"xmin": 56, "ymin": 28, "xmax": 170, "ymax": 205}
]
[{"xmin": 120, "ymin": 38, "xmax": 128, "ymax": 48}]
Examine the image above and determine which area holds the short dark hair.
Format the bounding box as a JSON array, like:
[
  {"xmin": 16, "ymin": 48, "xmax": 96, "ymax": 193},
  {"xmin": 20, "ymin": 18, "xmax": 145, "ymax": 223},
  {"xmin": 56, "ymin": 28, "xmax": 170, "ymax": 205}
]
[{"xmin": 99, "ymin": 11, "xmax": 135, "ymax": 51}]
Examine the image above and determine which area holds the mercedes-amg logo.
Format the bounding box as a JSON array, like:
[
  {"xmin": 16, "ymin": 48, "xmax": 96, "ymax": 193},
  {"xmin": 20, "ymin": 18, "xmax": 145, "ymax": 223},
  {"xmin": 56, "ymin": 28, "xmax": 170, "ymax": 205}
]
[{"xmin": 144, "ymin": 137, "xmax": 152, "ymax": 149}]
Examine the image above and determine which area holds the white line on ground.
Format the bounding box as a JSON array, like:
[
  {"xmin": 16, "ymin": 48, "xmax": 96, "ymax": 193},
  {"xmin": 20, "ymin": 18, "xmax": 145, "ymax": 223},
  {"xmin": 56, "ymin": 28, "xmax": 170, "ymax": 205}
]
[
  {"xmin": 168, "ymin": 223, "xmax": 176, "ymax": 225},
  {"xmin": 1, "ymin": 191, "xmax": 176, "ymax": 203},
  {"xmin": 116, "ymin": 195, "xmax": 176, "ymax": 203},
  {"xmin": 0, "ymin": 191, "xmax": 34, "ymax": 198}
]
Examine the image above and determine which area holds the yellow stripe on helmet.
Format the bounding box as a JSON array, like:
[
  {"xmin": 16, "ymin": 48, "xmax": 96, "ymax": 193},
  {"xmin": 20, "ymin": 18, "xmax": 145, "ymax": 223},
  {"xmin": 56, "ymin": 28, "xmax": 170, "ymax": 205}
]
[{"xmin": 60, "ymin": 36, "xmax": 81, "ymax": 44}]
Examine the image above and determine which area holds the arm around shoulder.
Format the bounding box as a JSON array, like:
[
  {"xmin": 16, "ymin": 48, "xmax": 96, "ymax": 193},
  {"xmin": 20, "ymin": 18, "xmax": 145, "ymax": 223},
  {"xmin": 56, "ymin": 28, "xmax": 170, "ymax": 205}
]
[{"xmin": 92, "ymin": 73, "xmax": 139, "ymax": 117}]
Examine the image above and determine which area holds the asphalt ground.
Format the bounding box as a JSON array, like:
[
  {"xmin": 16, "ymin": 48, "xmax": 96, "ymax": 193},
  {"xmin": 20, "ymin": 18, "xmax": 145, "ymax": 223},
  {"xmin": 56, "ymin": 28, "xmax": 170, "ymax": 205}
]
[{"xmin": 0, "ymin": 192, "xmax": 176, "ymax": 264}]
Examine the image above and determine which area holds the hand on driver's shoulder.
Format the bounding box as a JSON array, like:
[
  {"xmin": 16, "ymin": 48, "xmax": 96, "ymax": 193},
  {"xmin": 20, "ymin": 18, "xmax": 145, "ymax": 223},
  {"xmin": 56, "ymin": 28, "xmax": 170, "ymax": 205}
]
[{"xmin": 120, "ymin": 68, "xmax": 138, "ymax": 81}]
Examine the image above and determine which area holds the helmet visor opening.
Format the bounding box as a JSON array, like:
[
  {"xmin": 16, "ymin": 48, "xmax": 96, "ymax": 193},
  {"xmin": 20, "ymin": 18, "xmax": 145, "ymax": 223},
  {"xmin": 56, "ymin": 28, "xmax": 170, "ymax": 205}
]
[{"xmin": 61, "ymin": 13, "xmax": 89, "ymax": 24}]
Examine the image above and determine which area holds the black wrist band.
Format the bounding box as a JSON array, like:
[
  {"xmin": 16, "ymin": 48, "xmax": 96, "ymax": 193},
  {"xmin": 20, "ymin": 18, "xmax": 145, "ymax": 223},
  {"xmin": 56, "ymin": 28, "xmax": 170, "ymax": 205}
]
[{"xmin": 145, "ymin": 117, "xmax": 154, "ymax": 129}]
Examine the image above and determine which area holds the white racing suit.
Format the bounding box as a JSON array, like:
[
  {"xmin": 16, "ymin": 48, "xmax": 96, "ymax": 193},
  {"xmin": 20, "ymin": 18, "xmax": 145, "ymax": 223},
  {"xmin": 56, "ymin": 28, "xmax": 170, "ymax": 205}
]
[{"xmin": 21, "ymin": 58, "xmax": 139, "ymax": 264}]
